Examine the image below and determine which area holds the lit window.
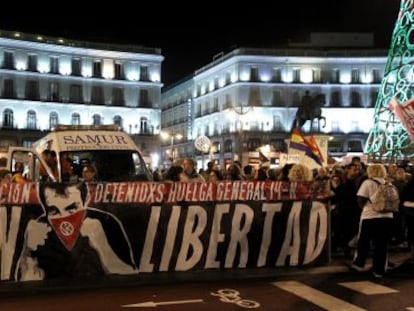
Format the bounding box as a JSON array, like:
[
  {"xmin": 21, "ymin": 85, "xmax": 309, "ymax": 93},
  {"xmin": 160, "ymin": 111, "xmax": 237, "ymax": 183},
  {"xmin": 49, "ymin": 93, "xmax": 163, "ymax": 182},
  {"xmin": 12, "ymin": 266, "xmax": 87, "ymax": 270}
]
[{"xmin": 71, "ymin": 113, "xmax": 80, "ymax": 125}]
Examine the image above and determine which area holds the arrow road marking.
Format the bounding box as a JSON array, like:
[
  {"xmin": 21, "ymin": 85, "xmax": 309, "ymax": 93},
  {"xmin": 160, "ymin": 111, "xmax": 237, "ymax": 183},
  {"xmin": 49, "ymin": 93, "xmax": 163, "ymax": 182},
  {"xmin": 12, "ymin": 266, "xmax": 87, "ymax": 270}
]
[{"xmin": 122, "ymin": 299, "xmax": 204, "ymax": 308}]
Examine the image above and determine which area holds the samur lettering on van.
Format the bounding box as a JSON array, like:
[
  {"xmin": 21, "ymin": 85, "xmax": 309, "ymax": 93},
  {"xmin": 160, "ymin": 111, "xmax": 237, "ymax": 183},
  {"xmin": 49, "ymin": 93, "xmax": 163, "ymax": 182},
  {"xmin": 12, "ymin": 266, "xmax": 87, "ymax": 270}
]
[{"xmin": 63, "ymin": 134, "xmax": 129, "ymax": 146}]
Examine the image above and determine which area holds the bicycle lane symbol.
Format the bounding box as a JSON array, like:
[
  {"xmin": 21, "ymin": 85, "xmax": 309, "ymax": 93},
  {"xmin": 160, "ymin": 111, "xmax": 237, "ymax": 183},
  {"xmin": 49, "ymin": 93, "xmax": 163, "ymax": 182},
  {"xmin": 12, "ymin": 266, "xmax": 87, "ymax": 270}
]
[{"xmin": 210, "ymin": 288, "xmax": 260, "ymax": 309}]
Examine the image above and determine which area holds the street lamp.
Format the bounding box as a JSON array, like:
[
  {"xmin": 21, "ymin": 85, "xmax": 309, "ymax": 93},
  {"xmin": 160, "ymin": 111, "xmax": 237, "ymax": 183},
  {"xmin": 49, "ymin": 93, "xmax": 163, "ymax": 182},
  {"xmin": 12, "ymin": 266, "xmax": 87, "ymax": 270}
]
[
  {"xmin": 230, "ymin": 105, "xmax": 253, "ymax": 165},
  {"xmin": 161, "ymin": 131, "xmax": 183, "ymax": 162}
]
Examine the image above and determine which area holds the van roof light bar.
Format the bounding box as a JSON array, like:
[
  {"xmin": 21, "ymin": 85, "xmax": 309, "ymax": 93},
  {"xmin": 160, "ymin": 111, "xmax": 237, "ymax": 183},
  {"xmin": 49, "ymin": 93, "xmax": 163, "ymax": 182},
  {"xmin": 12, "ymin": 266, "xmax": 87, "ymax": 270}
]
[{"xmin": 52, "ymin": 124, "xmax": 121, "ymax": 132}]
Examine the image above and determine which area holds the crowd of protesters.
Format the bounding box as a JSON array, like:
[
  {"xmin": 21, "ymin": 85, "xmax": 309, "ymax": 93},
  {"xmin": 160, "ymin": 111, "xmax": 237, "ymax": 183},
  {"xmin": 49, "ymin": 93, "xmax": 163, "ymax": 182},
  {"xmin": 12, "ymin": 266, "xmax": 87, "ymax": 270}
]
[
  {"xmin": 152, "ymin": 155, "xmax": 414, "ymax": 278},
  {"xmin": 2, "ymin": 153, "xmax": 414, "ymax": 278}
]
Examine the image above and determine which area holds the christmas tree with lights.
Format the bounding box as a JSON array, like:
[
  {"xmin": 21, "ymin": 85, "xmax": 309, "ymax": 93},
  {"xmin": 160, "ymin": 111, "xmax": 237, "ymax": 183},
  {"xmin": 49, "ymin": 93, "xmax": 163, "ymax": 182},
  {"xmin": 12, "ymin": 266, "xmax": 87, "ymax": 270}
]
[{"xmin": 365, "ymin": 0, "xmax": 414, "ymax": 161}]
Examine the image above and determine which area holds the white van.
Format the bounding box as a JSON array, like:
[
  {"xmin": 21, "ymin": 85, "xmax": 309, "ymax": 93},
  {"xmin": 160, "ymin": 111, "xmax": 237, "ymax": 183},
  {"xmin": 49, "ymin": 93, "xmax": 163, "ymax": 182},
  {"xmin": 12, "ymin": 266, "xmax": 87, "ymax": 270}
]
[{"xmin": 4, "ymin": 125, "xmax": 153, "ymax": 182}]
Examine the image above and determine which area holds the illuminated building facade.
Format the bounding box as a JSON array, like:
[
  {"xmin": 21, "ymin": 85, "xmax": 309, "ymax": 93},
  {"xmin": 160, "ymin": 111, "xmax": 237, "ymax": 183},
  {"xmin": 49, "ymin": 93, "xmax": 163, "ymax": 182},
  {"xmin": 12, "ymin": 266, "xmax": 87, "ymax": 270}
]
[
  {"xmin": 0, "ymin": 29, "xmax": 163, "ymax": 161},
  {"xmin": 161, "ymin": 33, "xmax": 388, "ymax": 169},
  {"xmin": 0, "ymin": 30, "xmax": 389, "ymax": 170}
]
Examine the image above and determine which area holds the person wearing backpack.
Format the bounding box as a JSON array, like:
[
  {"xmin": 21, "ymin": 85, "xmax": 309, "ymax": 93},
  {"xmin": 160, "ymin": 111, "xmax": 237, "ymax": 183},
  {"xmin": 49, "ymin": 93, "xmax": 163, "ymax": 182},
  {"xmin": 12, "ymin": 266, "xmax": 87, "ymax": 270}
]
[{"xmin": 350, "ymin": 163, "xmax": 395, "ymax": 279}]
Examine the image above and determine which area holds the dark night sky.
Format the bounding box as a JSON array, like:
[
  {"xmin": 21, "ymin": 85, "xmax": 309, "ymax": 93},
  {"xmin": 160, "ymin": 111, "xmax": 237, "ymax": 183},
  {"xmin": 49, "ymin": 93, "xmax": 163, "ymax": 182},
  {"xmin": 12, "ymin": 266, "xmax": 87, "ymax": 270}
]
[{"xmin": 0, "ymin": 1, "xmax": 401, "ymax": 86}]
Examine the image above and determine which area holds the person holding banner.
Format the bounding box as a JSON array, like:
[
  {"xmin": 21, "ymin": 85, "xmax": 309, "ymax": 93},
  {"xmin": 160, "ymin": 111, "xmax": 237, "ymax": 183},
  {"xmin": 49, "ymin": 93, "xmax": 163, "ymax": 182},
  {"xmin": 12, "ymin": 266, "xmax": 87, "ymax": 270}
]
[
  {"xmin": 164, "ymin": 165, "xmax": 188, "ymax": 182},
  {"xmin": 288, "ymin": 163, "xmax": 312, "ymax": 182},
  {"xmin": 287, "ymin": 163, "xmax": 312, "ymax": 199},
  {"xmin": 182, "ymin": 157, "xmax": 205, "ymax": 182}
]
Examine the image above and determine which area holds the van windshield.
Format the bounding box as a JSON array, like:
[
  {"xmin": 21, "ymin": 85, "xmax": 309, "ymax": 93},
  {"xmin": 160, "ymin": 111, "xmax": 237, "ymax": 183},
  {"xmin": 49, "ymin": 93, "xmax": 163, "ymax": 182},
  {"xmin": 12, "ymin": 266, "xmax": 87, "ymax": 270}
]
[{"xmin": 60, "ymin": 150, "xmax": 152, "ymax": 182}]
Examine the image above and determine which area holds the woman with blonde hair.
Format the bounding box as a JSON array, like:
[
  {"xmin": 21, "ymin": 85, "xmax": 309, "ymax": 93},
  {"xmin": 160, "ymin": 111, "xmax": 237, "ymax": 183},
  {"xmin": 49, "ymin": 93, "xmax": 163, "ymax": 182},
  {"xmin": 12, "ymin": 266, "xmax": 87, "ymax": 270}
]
[
  {"xmin": 287, "ymin": 163, "xmax": 313, "ymax": 199},
  {"xmin": 350, "ymin": 163, "xmax": 394, "ymax": 278},
  {"xmin": 288, "ymin": 163, "xmax": 312, "ymax": 182}
]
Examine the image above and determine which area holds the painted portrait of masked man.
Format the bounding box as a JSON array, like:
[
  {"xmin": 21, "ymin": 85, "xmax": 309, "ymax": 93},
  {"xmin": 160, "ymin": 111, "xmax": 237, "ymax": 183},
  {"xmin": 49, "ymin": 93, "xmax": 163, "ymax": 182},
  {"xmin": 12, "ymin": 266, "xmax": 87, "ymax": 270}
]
[{"xmin": 15, "ymin": 182, "xmax": 137, "ymax": 281}]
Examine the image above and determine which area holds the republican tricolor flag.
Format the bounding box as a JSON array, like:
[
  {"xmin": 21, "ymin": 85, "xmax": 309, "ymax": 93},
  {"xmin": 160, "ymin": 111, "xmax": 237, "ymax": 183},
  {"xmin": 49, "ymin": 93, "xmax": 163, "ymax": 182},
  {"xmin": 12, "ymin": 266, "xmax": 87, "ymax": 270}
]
[{"xmin": 290, "ymin": 128, "xmax": 324, "ymax": 166}]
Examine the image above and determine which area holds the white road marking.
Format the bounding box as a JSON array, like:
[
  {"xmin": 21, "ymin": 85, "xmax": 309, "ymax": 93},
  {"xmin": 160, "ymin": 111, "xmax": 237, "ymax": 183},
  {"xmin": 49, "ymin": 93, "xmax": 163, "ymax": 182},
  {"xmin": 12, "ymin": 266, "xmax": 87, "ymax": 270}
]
[
  {"xmin": 272, "ymin": 280, "xmax": 366, "ymax": 311},
  {"xmin": 338, "ymin": 281, "xmax": 399, "ymax": 295},
  {"xmin": 211, "ymin": 288, "xmax": 261, "ymax": 308},
  {"xmin": 122, "ymin": 299, "xmax": 204, "ymax": 308}
]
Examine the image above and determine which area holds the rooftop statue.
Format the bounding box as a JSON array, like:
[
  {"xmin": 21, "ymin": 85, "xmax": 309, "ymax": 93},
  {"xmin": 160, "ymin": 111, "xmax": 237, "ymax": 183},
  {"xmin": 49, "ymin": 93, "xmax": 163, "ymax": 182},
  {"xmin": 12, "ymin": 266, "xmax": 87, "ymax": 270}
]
[{"xmin": 291, "ymin": 91, "xmax": 326, "ymax": 132}]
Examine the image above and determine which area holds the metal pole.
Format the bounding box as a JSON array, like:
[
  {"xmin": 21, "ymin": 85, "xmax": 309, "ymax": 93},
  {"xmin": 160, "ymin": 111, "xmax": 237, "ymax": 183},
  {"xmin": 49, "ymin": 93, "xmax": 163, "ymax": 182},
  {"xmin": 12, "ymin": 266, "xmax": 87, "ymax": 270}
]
[{"xmin": 170, "ymin": 135, "xmax": 174, "ymax": 162}]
